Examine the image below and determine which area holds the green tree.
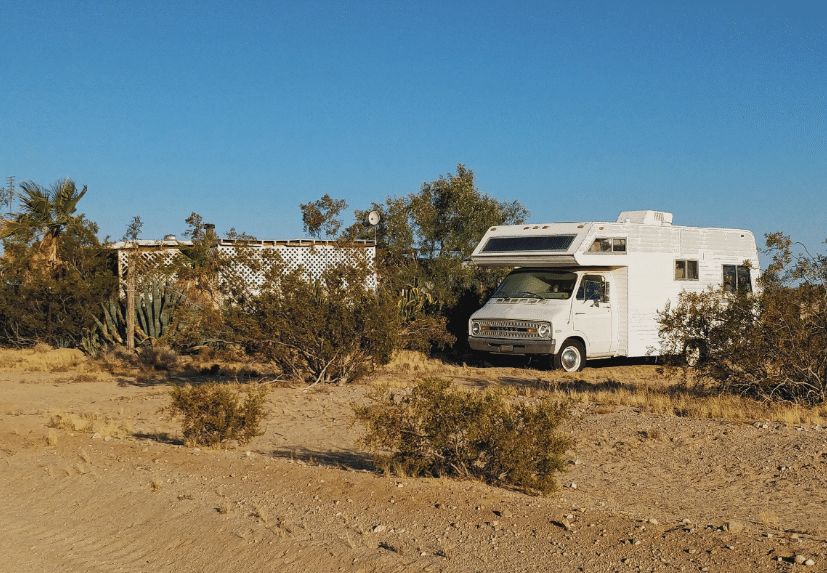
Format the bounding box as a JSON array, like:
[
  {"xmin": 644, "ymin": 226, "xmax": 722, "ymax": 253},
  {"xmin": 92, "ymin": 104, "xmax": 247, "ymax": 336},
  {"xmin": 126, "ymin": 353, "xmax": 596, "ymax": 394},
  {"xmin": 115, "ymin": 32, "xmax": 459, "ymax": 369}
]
[
  {"xmin": 0, "ymin": 178, "xmax": 88, "ymax": 269},
  {"xmin": 346, "ymin": 164, "xmax": 528, "ymax": 351},
  {"xmin": 300, "ymin": 194, "xmax": 348, "ymax": 239},
  {"xmin": 122, "ymin": 216, "xmax": 143, "ymax": 242},
  {"xmin": 0, "ymin": 214, "xmax": 117, "ymax": 347}
]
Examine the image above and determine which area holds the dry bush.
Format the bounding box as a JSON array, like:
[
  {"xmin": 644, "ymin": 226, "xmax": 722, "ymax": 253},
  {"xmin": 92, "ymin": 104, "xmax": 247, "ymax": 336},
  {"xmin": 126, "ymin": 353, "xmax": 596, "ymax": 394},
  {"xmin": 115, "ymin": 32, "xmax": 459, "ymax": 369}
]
[
  {"xmin": 659, "ymin": 233, "xmax": 827, "ymax": 404},
  {"xmin": 354, "ymin": 378, "xmax": 573, "ymax": 495},
  {"xmin": 138, "ymin": 344, "xmax": 179, "ymax": 370},
  {"xmin": 227, "ymin": 258, "xmax": 399, "ymax": 385},
  {"xmin": 48, "ymin": 411, "xmax": 133, "ymax": 437},
  {"xmin": 97, "ymin": 346, "xmax": 138, "ymax": 374},
  {"xmin": 164, "ymin": 382, "xmax": 269, "ymax": 448}
]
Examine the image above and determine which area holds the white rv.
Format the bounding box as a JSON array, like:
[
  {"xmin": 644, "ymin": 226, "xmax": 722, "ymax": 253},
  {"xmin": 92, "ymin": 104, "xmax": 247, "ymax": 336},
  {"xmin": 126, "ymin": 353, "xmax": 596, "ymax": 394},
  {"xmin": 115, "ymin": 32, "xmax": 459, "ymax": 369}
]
[{"xmin": 467, "ymin": 211, "xmax": 759, "ymax": 371}]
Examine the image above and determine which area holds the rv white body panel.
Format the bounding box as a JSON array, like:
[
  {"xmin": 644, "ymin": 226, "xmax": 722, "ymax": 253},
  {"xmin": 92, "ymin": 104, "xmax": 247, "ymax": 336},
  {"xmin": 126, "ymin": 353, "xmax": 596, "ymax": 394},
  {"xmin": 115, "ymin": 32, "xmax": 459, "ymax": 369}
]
[{"xmin": 468, "ymin": 211, "xmax": 759, "ymax": 368}]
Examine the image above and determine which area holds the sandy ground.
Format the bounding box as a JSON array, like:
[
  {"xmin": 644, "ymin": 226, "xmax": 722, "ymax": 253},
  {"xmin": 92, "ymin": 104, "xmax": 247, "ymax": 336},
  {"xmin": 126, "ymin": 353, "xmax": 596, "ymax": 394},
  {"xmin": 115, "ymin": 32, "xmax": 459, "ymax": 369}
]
[{"xmin": 1, "ymin": 349, "xmax": 826, "ymax": 572}]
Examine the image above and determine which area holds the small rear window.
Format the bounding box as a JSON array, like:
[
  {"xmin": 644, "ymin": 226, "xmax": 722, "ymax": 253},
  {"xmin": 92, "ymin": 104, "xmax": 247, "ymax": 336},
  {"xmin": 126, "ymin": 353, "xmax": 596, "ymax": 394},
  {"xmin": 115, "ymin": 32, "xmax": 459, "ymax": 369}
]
[{"xmin": 481, "ymin": 235, "xmax": 576, "ymax": 253}]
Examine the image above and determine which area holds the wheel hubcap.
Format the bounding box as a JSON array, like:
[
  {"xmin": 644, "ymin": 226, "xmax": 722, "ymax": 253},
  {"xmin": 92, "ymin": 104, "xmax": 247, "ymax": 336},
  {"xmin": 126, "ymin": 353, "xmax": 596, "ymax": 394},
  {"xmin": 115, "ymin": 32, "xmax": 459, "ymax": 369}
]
[{"xmin": 561, "ymin": 348, "xmax": 580, "ymax": 371}]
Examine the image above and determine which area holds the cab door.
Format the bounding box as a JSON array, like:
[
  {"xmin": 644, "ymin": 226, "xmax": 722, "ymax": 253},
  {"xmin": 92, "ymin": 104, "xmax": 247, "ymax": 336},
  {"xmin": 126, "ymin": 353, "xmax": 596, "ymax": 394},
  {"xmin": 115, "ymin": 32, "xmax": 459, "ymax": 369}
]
[{"xmin": 573, "ymin": 274, "xmax": 614, "ymax": 356}]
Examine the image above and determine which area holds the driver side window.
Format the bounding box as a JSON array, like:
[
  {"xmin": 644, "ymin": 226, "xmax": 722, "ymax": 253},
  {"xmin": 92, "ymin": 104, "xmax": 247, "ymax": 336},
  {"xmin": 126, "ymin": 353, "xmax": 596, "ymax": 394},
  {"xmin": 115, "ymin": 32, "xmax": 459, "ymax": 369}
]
[{"xmin": 576, "ymin": 275, "xmax": 605, "ymax": 301}]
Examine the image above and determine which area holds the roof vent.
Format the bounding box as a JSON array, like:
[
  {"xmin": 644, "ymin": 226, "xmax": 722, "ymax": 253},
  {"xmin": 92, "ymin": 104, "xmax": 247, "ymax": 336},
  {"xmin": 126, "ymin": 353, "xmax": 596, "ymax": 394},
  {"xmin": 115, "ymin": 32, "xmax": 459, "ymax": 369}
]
[{"xmin": 616, "ymin": 210, "xmax": 673, "ymax": 226}]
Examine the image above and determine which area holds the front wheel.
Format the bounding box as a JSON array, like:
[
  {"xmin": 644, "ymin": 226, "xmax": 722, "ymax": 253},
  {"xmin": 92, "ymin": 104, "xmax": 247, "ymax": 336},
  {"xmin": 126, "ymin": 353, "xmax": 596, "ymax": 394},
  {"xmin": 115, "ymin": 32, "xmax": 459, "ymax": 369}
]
[{"xmin": 554, "ymin": 340, "xmax": 586, "ymax": 372}]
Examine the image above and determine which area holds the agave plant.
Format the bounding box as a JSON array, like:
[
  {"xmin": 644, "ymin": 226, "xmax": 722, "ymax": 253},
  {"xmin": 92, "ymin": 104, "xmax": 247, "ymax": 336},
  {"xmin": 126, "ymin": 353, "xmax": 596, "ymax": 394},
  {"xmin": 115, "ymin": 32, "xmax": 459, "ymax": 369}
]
[{"xmin": 92, "ymin": 278, "xmax": 186, "ymax": 347}]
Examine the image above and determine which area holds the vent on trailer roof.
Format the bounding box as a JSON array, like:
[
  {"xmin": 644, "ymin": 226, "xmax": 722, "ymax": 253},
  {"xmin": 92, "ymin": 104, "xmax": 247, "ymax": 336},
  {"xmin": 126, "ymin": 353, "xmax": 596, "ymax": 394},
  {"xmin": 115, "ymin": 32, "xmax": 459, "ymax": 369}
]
[{"xmin": 616, "ymin": 211, "xmax": 673, "ymax": 226}]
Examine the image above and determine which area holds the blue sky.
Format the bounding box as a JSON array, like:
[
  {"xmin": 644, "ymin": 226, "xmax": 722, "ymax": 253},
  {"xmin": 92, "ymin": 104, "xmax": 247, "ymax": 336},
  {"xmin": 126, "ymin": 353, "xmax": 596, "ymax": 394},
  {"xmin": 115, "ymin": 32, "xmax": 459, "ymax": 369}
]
[{"xmin": 1, "ymin": 0, "xmax": 825, "ymax": 261}]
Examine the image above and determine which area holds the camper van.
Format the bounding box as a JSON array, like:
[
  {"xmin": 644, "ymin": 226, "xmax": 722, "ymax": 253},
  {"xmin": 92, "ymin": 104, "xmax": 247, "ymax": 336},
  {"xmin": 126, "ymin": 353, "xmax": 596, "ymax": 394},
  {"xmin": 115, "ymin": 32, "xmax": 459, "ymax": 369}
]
[{"xmin": 467, "ymin": 211, "xmax": 759, "ymax": 371}]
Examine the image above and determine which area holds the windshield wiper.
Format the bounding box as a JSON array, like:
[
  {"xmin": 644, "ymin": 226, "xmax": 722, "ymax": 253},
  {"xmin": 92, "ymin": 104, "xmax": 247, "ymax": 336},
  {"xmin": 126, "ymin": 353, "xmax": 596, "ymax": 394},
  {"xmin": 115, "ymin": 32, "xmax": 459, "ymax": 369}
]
[{"xmin": 511, "ymin": 291, "xmax": 542, "ymax": 299}]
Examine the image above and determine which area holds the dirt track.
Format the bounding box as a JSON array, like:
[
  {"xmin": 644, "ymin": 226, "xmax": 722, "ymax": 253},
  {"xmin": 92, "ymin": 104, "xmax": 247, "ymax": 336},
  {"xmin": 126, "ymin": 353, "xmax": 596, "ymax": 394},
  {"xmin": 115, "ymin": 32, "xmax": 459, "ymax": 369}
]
[{"xmin": 1, "ymin": 352, "xmax": 826, "ymax": 572}]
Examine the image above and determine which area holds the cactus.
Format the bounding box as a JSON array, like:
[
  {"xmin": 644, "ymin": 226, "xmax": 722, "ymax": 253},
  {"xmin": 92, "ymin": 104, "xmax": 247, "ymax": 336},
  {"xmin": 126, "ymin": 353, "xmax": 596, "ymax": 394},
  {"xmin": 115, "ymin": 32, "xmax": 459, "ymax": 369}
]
[
  {"xmin": 94, "ymin": 278, "xmax": 185, "ymax": 345},
  {"xmin": 80, "ymin": 329, "xmax": 101, "ymax": 357},
  {"xmin": 398, "ymin": 278, "xmax": 433, "ymax": 323}
]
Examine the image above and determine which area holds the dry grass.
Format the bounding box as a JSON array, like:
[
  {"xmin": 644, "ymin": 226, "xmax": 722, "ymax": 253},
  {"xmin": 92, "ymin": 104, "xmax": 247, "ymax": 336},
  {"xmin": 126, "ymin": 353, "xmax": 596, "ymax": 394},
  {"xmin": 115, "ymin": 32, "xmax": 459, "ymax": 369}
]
[
  {"xmin": 760, "ymin": 510, "xmax": 779, "ymax": 527},
  {"xmin": 372, "ymin": 350, "xmax": 470, "ymax": 387},
  {"xmin": 375, "ymin": 359, "xmax": 827, "ymax": 427},
  {"xmin": 0, "ymin": 347, "xmax": 93, "ymax": 373},
  {"xmin": 48, "ymin": 411, "xmax": 134, "ymax": 438}
]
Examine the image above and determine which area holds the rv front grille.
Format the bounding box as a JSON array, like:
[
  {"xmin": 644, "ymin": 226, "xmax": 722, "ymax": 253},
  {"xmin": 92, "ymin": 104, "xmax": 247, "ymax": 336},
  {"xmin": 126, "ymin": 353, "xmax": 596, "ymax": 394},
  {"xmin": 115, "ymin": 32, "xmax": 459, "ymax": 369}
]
[{"xmin": 471, "ymin": 320, "xmax": 551, "ymax": 340}]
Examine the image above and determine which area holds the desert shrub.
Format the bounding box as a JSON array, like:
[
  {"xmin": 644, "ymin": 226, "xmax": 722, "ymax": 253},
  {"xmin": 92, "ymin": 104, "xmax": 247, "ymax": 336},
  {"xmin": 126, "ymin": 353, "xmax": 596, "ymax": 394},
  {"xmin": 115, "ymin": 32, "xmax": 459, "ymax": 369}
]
[
  {"xmin": 354, "ymin": 378, "xmax": 573, "ymax": 495},
  {"xmin": 226, "ymin": 255, "xmax": 399, "ymax": 385},
  {"xmin": 138, "ymin": 344, "xmax": 179, "ymax": 370},
  {"xmin": 165, "ymin": 382, "xmax": 269, "ymax": 447},
  {"xmin": 0, "ymin": 216, "xmax": 117, "ymax": 347},
  {"xmin": 658, "ymin": 233, "xmax": 827, "ymax": 404}
]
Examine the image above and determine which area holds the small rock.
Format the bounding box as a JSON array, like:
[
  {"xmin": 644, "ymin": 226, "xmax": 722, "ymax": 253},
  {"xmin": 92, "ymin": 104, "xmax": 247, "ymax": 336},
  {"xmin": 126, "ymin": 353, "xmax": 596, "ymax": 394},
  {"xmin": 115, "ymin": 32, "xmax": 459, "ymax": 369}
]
[
  {"xmin": 372, "ymin": 525, "xmax": 386, "ymax": 533},
  {"xmin": 765, "ymin": 533, "xmax": 773, "ymax": 538},
  {"xmin": 92, "ymin": 433, "xmax": 102, "ymax": 439},
  {"xmin": 648, "ymin": 518, "xmax": 658, "ymax": 525},
  {"xmin": 681, "ymin": 518, "xmax": 691, "ymax": 525},
  {"xmin": 805, "ymin": 559, "xmax": 815, "ymax": 566},
  {"xmin": 496, "ymin": 509, "xmax": 513, "ymax": 518},
  {"xmin": 561, "ymin": 518, "xmax": 571, "ymax": 531},
  {"xmin": 795, "ymin": 555, "xmax": 806, "ymax": 565},
  {"xmin": 723, "ymin": 521, "xmax": 743, "ymax": 534},
  {"xmin": 570, "ymin": 483, "xmax": 577, "ymax": 489}
]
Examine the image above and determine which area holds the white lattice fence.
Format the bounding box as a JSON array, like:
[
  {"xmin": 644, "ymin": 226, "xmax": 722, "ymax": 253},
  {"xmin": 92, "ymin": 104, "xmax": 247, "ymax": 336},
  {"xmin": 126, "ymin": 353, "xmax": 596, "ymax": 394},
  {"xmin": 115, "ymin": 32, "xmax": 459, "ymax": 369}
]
[
  {"xmin": 116, "ymin": 241, "xmax": 376, "ymax": 294},
  {"xmin": 217, "ymin": 243, "xmax": 377, "ymax": 290}
]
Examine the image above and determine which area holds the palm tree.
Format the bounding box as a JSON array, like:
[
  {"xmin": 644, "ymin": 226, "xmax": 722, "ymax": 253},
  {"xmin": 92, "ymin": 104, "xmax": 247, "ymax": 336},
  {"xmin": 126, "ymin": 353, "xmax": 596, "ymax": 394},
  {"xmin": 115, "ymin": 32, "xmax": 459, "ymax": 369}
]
[{"xmin": 0, "ymin": 178, "xmax": 87, "ymax": 268}]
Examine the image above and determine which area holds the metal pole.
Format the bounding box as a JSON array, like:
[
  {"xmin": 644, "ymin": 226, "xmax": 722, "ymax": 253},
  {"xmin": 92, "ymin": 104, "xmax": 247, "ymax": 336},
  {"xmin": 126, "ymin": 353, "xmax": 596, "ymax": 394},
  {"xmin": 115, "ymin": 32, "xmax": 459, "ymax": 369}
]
[{"xmin": 126, "ymin": 249, "xmax": 136, "ymax": 351}]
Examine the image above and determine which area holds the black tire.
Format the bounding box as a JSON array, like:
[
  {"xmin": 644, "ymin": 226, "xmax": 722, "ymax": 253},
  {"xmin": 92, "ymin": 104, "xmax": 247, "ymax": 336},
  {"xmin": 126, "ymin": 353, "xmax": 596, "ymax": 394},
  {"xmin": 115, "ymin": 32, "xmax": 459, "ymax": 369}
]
[{"xmin": 554, "ymin": 339, "xmax": 586, "ymax": 372}]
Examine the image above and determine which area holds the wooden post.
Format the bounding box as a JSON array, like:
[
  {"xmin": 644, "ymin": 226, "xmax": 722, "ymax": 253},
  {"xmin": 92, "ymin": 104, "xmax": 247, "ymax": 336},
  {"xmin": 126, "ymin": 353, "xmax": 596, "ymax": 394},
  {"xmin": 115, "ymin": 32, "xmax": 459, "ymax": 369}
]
[{"xmin": 126, "ymin": 249, "xmax": 136, "ymax": 351}]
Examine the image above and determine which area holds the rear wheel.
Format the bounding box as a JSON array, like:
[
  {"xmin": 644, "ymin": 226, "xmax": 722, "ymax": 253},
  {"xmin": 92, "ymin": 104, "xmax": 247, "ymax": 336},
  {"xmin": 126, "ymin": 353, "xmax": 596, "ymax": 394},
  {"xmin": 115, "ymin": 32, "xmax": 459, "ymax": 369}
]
[{"xmin": 554, "ymin": 340, "xmax": 586, "ymax": 372}]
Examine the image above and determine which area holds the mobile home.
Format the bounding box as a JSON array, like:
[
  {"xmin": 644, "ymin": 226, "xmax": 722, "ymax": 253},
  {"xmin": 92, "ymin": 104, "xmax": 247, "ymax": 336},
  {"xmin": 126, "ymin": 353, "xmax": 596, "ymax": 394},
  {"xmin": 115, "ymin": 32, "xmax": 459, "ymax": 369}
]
[{"xmin": 467, "ymin": 211, "xmax": 759, "ymax": 371}]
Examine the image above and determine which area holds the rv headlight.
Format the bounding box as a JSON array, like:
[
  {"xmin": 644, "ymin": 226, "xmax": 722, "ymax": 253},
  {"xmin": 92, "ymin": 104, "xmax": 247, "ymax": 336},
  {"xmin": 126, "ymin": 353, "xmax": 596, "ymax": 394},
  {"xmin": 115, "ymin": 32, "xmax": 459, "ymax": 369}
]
[
  {"xmin": 471, "ymin": 322, "xmax": 481, "ymax": 336},
  {"xmin": 537, "ymin": 323, "xmax": 551, "ymax": 338}
]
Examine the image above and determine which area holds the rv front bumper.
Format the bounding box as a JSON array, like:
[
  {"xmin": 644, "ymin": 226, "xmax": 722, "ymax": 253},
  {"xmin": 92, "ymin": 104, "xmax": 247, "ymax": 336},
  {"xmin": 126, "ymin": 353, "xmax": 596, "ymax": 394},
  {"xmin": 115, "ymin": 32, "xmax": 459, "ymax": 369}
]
[{"xmin": 468, "ymin": 336, "xmax": 556, "ymax": 355}]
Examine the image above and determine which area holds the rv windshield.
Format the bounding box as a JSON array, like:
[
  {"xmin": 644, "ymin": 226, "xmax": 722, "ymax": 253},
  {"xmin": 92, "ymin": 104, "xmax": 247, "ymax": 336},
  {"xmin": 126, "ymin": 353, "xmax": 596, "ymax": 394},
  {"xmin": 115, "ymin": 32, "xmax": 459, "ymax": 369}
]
[{"xmin": 493, "ymin": 270, "xmax": 578, "ymax": 300}]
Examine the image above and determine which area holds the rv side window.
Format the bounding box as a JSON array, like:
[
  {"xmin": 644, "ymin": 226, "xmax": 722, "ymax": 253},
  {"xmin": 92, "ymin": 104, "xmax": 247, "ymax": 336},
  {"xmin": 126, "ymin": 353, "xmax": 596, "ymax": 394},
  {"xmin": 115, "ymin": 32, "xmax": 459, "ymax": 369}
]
[
  {"xmin": 675, "ymin": 260, "xmax": 699, "ymax": 281},
  {"xmin": 723, "ymin": 264, "xmax": 752, "ymax": 292},
  {"xmin": 576, "ymin": 275, "xmax": 605, "ymax": 301},
  {"xmin": 586, "ymin": 238, "xmax": 626, "ymax": 253}
]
